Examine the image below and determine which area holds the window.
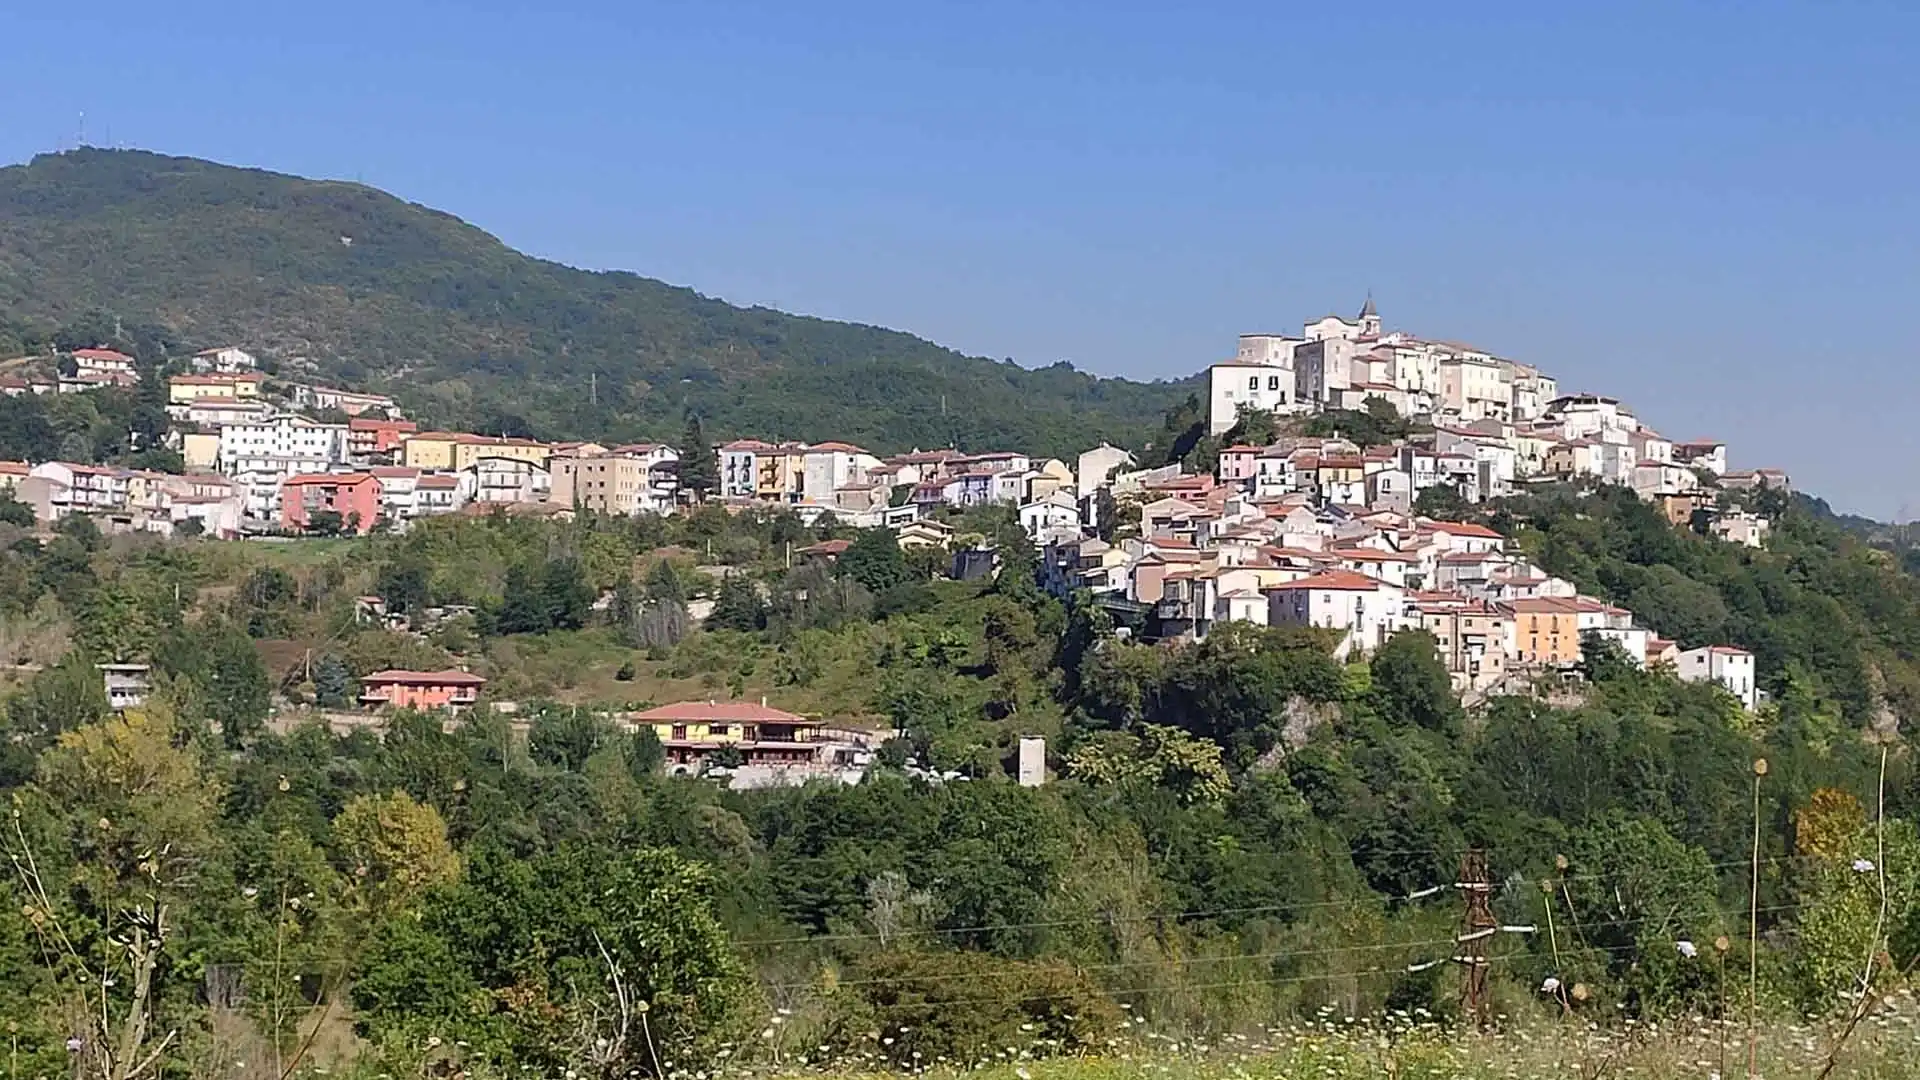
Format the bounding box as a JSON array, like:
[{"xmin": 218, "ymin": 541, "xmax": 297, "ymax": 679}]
[
  {"xmin": 1248, "ymin": 376, "xmax": 1259, "ymax": 390},
  {"xmin": 1268, "ymin": 375, "xmax": 1281, "ymax": 391},
  {"xmin": 670, "ymin": 724, "xmax": 687, "ymax": 740}
]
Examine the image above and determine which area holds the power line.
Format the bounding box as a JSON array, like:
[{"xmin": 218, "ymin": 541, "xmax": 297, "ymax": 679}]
[
  {"xmin": 736, "ymin": 857, "xmax": 1806, "ymax": 949},
  {"xmin": 756, "ymin": 903, "xmax": 1805, "ymax": 997}
]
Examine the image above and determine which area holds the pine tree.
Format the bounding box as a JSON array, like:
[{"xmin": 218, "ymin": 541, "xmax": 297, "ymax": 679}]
[{"xmin": 677, "ymin": 411, "xmax": 719, "ymax": 500}]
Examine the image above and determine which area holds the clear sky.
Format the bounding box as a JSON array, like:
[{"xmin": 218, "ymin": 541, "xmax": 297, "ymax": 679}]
[{"xmin": 3, "ymin": 1, "xmax": 1917, "ymax": 515}]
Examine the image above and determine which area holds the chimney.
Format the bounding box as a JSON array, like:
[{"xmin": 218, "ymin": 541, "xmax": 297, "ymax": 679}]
[{"xmin": 761, "ymin": 695, "xmax": 768, "ymax": 707}]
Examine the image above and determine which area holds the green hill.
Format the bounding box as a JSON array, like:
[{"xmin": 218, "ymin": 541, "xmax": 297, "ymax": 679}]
[{"xmin": 0, "ymin": 148, "xmax": 1192, "ymax": 455}]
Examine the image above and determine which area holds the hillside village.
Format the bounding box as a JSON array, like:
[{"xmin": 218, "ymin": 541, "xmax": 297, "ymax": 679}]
[{"xmin": 0, "ymin": 299, "xmax": 1788, "ymax": 715}]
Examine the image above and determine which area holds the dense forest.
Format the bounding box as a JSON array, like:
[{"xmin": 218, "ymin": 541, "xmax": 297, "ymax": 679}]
[
  {"xmin": 0, "ymin": 479, "xmax": 1913, "ymax": 1077},
  {"xmin": 0, "ymin": 149, "xmax": 1192, "ymax": 455}
]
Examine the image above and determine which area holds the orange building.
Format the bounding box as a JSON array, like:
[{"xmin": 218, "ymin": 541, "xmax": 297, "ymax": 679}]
[
  {"xmin": 1501, "ymin": 596, "xmax": 1584, "ymax": 666},
  {"xmin": 349, "ymin": 416, "xmax": 419, "ymax": 460},
  {"xmin": 280, "ymin": 473, "xmax": 384, "ymax": 534},
  {"xmin": 359, "ymin": 669, "xmax": 486, "ymax": 712}
]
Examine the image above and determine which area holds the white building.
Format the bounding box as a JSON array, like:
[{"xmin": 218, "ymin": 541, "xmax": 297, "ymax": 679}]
[
  {"xmin": 71, "ymin": 348, "xmax": 138, "ymax": 378},
  {"xmin": 1438, "ymin": 354, "xmax": 1513, "ymax": 421},
  {"xmin": 1265, "ymin": 570, "xmax": 1407, "ymax": 656},
  {"xmin": 1676, "ymin": 645, "xmax": 1757, "ymax": 711},
  {"xmin": 1544, "ymin": 394, "xmax": 1639, "ymax": 441},
  {"xmin": 218, "ymin": 414, "xmax": 348, "ymax": 475},
  {"xmin": 1076, "ymin": 443, "xmax": 1135, "ymax": 497},
  {"xmin": 191, "ymin": 346, "xmax": 258, "ymax": 373},
  {"xmin": 463, "ymin": 456, "xmax": 551, "ymax": 504},
  {"xmin": 720, "ymin": 439, "xmax": 773, "ymax": 499},
  {"xmin": 802, "ymin": 442, "xmax": 882, "ymax": 502},
  {"xmin": 217, "ymin": 414, "xmax": 349, "ymax": 518},
  {"xmin": 1712, "ymin": 512, "xmax": 1771, "ymax": 548},
  {"xmin": 169, "ymin": 396, "xmax": 275, "ymax": 428},
  {"xmin": 1019, "ymin": 490, "xmax": 1083, "ymax": 543}
]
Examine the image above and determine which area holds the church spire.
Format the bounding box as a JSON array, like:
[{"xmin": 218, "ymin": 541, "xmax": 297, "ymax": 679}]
[{"xmin": 1357, "ymin": 291, "xmax": 1380, "ymax": 335}]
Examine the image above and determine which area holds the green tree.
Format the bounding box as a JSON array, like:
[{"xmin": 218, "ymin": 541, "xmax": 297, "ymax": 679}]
[
  {"xmin": 708, "ymin": 573, "xmax": 767, "ymax": 631},
  {"xmin": 313, "ymin": 654, "xmax": 355, "ymax": 707},
  {"xmin": 1369, "ymin": 630, "xmax": 1462, "ymax": 734},
  {"xmin": 0, "ymin": 489, "xmax": 34, "ymax": 527},
  {"xmin": 838, "ymin": 527, "xmax": 913, "ymax": 594},
  {"xmin": 353, "ymin": 844, "xmax": 744, "ymax": 1075},
  {"xmin": 676, "ymin": 411, "xmax": 718, "ymax": 500},
  {"xmin": 332, "ymin": 791, "xmax": 461, "ymax": 918},
  {"xmin": 8, "ymin": 706, "xmax": 224, "ymax": 1080},
  {"xmin": 203, "ymin": 620, "xmax": 271, "ymax": 748},
  {"xmin": 376, "ymin": 556, "xmax": 432, "ymax": 615}
]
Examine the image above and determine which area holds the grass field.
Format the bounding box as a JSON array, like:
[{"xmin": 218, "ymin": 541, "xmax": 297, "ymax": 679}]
[{"xmin": 694, "ymin": 999, "xmax": 1920, "ymax": 1080}]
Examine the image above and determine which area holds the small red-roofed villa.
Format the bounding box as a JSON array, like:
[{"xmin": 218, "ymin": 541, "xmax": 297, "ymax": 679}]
[
  {"xmin": 360, "ymin": 669, "xmax": 486, "ymax": 712},
  {"xmin": 1264, "ymin": 570, "xmax": 1408, "ymax": 654},
  {"xmin": 630, "ymin": 700, "xmax": 823, "ymax": 767}
]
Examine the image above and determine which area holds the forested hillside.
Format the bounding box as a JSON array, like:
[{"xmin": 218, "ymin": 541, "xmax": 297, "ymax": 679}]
[
  {"xmin": 0, "ymin": 485, "xmax": 1916, "ymax": 1077},
  {"xmin": 0, "ymin": 149, "xmax": 1190, "ymax": 454}
]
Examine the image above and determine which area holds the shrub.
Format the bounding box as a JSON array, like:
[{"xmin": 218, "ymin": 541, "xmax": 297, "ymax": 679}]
[{"xmin": 826, "ymin": 949, "xmax": 1120, "ymax": 1065}]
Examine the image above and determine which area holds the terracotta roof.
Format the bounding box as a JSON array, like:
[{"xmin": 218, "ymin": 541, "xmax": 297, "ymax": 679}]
[
  {"xmin": 72, "ymin": 348, "xmax": 133, "ymax": 362},
  {"xmin": 1501, "ymin": 597, "xmax": 1583, "ymax": 614},
  {"xmin": 1268, "ymin": 570, "xmax": 1384, "ymax": 592},
  {"xmin": 1334, "ymin": 547, "xmax": 1416, "ymax": 563},
  {"xmin": 363, "ymin": 669, "xmax": 486, "ymax": 686},
  {"xmin": 370, "ymin": 467, "xmax": 420, "ymax": 478},
  {"xmin": 1426, "ymin": 521, "xmax": 1504, "ymax": 540},
  {"xmin": 630, "ymin": 700, "xmax": 810, "ymax": 724},
  {"xmin": 800, "ymin": 538, "xmax": 853, "ymax": 556},
  {"xmin": 807, "ymin": 441, "xmax": 869, "ymax": 454},
  {"xmin": 282, "ymin": 472, "xmax": 377, "ymax": 486},
  {"xmin": 416, "ymin": 474, "xmax": 461, "ymax": 489},
  {"xmin": 170, "ymin": 373, "xmax": 262, "ymax": 386}
]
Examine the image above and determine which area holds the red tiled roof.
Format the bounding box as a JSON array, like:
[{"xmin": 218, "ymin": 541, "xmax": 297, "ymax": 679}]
[
  {"xmin": 363, "ymin": 669, "xmax": 486, "ymax": 686},
  {"xmin": 283, "ymin": 472, "xmax": 377, "ymax": 487},
  {"xmin": 1426, "ymin": 521, "xmax": 1504, "ymax": 540},
  {"xmin": 72, "ymin": 348, "xmax": 133, "ymax": 362},
  {"xmin": 800, "ymin": 539, "xmax": 853, "ymax": 556},
  {"xmin": 630, "ymin": 700, "xmax": 810, "ymax": 723},
  {"xmin": 1268, "ymin": 570, "xmax": 1384, "ymax": 592}
]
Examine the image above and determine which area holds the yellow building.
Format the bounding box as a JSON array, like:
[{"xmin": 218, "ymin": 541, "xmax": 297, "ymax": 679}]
[
  {"xmin": 453, "ymin": 436, "xmax": 552, "ymax": 471},
  {"xmin": 755, "ymin": 443, "xmax": 807, "ymax": 500},
  {"xmin": 1502, "ymin": 597, "xmax": 1583, "ymax": 666},
  {"xmin": 402, "ymin": 432, "xmax": 465, "ymax": 470},
  {"xmin": 628, "ymin": 700, "xmax": 823, "ymax": 768},
  {"xmin": 169, "ymin": 373, "xmax": 263, "ymax": 404},
  {"xmin": 182, "ymin": 431, "xmax": 221, "ymax": 471}
]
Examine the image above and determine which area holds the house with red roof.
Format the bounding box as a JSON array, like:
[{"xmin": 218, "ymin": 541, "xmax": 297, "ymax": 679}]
[
  {"xmin": 360, "ymin": 669, "xmax": 486, "ymax": 713},
  {"xmin": 280, "ymin": 473, "xmax": 383, "ymax": 534},
  {"xmin": 70, "ymin": 348, "xmax": 137, "ymax": 378},
  {"xmin": 629, "ymin": 700, "xmax": 824, "ymax": 768},
  {"xmin": 1265, "ymin": 570, "xmax": 1408, "ymax": 655}
]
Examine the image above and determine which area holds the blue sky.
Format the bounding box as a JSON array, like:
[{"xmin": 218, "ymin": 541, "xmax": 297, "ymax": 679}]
[{"xmin": 4, "ymin": 1, "xmax": 1917, "ymax": 515}]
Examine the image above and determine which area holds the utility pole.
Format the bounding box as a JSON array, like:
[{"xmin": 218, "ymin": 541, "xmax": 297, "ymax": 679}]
[{"xmin": 1457, "ymin": 849, "xmax": 1496, "ymax": 1027}]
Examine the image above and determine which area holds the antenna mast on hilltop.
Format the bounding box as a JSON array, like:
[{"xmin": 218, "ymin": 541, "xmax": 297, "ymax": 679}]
[{"xmin": 76, "ymin": 112, "xmax": 86, "ymax": 148}]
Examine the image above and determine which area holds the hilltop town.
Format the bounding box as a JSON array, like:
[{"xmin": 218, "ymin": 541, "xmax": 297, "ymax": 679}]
[{"xmin": 0, "ymin": 298, "xmax": 1789, "ymax": 715}]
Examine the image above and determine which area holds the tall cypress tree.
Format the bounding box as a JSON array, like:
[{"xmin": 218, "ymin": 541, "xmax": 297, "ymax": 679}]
[{"xmin": 677, "ymin": 411, "xmax": 718, "ymax": 501}]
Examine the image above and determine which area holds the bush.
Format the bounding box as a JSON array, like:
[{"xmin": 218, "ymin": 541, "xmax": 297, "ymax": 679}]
[{"xmin": 826, "ymin": 949, "xmax": 1120, "ymax": 1065}]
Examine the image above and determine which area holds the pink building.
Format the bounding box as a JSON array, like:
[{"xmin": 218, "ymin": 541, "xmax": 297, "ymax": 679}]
[
  {"xmin": 360, "ymin": 669, "xmax": 486, "ymax": 712},
  {"xmin": 280, "ymin": 473, "xmax": 383, "ymax": 534},
  {"xmin": 1217, "ymin": 445, "xmax": 1261, "ymax": 482}
]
